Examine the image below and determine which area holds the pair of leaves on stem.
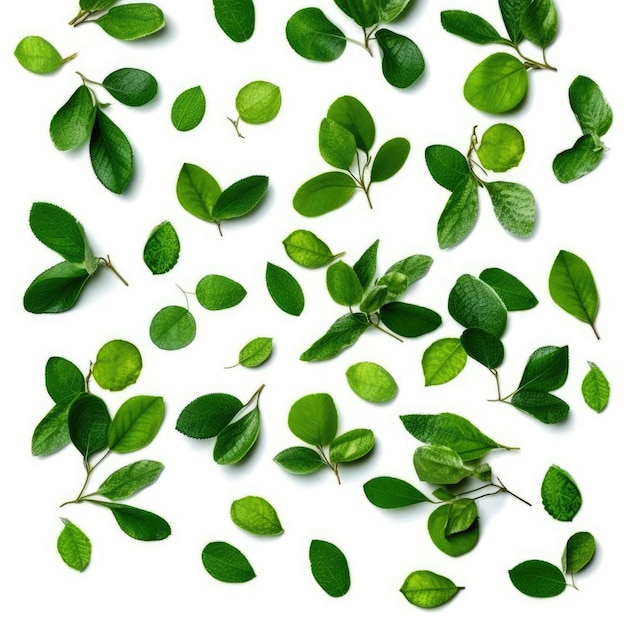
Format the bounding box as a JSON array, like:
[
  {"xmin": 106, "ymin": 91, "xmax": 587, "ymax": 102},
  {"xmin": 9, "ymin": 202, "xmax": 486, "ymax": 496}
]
[
  {"xmin": 553, "ymin": 76, "xmax": 612, "ymax": 183},
  {"xmin": 176, "ymin": 386, "xmax": 264, "ymax": 465},
  {"xmin": 14, "ymin": 36, "xmax": 76, "ymax": 74},
  {"xmin": 302, "ymin": 240, "xmax": 441, "ymax": 361},
  {"xmin": 176, "ymin": 162, "xmax": 269, "ymax": 235},
  {"xmin": 426, "ymin": 124, "xmax": 535, "ymax": 249},
  {"xmin": 509, "ymin": 532, "xmax": 594, "ymax": 596},
  {"xmin": 441, "ymin": 0, "xmax": 558, "ymax": 113},
  {"xmin": 69, "ymin": 2, "xmax": 165, "ymax": 41},
  {"xmin": 274, "ymin": 393, "xmax": 374, "ymax": 484},
  {"xmin": 286, "ymin": 2, "xmax": 424, "ymax": 88},
  {"xmin": 294, "ymin": 95, "xmax": 410, "ymax": 216},
  {"xmin": 24, "ymin": 203, "xmax": 126, "ymax": 314}
]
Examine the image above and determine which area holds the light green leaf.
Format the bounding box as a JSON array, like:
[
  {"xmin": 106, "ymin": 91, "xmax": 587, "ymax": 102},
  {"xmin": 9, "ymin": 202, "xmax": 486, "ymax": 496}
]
[
  {"xmin": 171, "ymin": 86, "xmax": 206, "ymax": 132},
  {"xmin": 353, "ymin": 239, "xmax": 379, "ymax": 289},
  {"xmin": 562, "ymin": 532, "xmax": 595, "ymax": 575},
  {"xmin": 213, "ymin": 0, "xmax": 255, "ymax": 42},
  {"xmin": 196, "ymin": 274, "xmax": 246, "ymax": 310},
  {"xmin": 464, "ymin": 53, "xmax": 528, "ymax": 113},
  {"xmin": 509, "ymin": 560, "xmax": 566, "ymax": 597},
  {"xmin": 581, "ymin": 362, "xmax": 609, "ymax": 413},
  {"xmin": 108, "ymin": 396, "xmax": 165, "ymax": 453},
  {"xmin": 359, "ymin": 285, "xmax": 388, "ymax": 313},
  {"xmin": 93, "ymin": 339, "xmax": 142, "ymax": 392},
  {"xmin": 479, "ymin": 267, "xmax": 537, "ymax": 311},
  {"xmin": 375, "ymin": 29, "xmax": 425, "ymax": 89},
  {"xmin": 326, "ymin": 95, "xmax": 375, "ymax": 154},
  {"xmin": 437, "ymin": 174, "xmax": 479, "ymax": 249},
  {"xmin": 102, "ymin": 68, "xmax": 158, "ymax": 107},
  {"xmin": 326, "ymin": 261, "xmax": 363, "ymax": 307},
  {"xmin": 371, "ymin": 137, "xmax": 410, "ymax": 182},
  {"xmin": 461, "ymin": 328, "xmax": 504, "ymax": 369},
  {"xmin": 541, "ymin": 465, "xmax": 581, "ymax": 521},
  {"xmin": 212, "ymin": 175, "xmax": 269, "ymax": 221},
  {"xmin": 23, "ymin": 262, "xmax": 92, "ymax": 314},
  {"xmin": 57, "ymin": 518, "xmax": 91, "ymax": 571},
  {"xmin": 91, "ymin": 501, "xmax": 171, "ymax": 540},
  {"xmin": 68, "ymin": 393, "xmax": 111, "ymax": 458},
  {"xmin": 363, "ymin": 476, "xmax": 431, "ymax": 509},
  {"xmin": 427, "ymin": 504, "xmax": 480, "ymax": 557},
  {"xmin": 380, "ymin": 303, "xmax": 441, "ymax": 338},
  {"xmin": 377, "ymin": 271, "xmax": 408, "ymax": 301},
  {"xmin": 569, "ymin": 75, "xmax": 612, "ymax": 137},
  {"xmin": 266, "ymin": 262, "xmax": 304, "ymax": 316},
  {"xmin": 274, "ymin": 446, "xmax": 325, "ymax": 474},
  {"xmin": 309, "ymin": 539, "xmax": 350, "ymax": 597},
  {"xmin": 236, "ymin": 81, "xmax": 280, "ymax": 123},
  {"xmin": 230, "ymin": 496, "xmax": 283, "ymax": 536},
  {"xmin": 213, "ymin": 407, "xmax": 260, "ymax": 464},
  {"xmin": 445, "ymin": 498, "xmax": 478, "ymax": 536},
  {"xmin": 425, "ymin": 145, "xmax": 469, "ymax": 192},
  {"xmin": 300, "ymin": 313, "xmax": 369, "ymax": 362},
  {"xmin": 319, "ymin": 118, "xmax": 357, "ymax": 171},
  {"xmin": 517, "ymin": 345, "xmax": 568, "ymax": 392},
  {"xmin": 520, "ymin": 0, "xmax": 558, "ymax": 49},
  {"xmin": 149, "ymin": 306, "xmax": 196, "ymax": 350},
  {"xmin": 14, "ymin": 36, "xmax": 73, "ymax": 74},
  {"xmin": 96, "ymin": 460, "xmax": 164, "ymax": 500},
  {"xmin": 50, "ymin": 85, "xmax": 96, "ymax": 151},
  {"xmin": 176, "ymin": 393, "xmax": 243, "ymax": 439},
  {"xmin": 94, "ymin": 3, "xmax": 165, "ymax": 40},
  {"xmin": 282, "ymin": 230, "xmax": 339, "ymax": 268},
  {"xmin": 176, "ymin": 163, "xmax": 221, "ymax": 222},
  {"xmin": 549, "ymin": 250, "xmax": 599, "ymax": 337},
  {"xmin": 288, "ymin": 393, "xmax": 337, "ymax": 446},
  {"xmin": 440, "ymin": 10, "xmax": 506, "ymax": 44},
  {"xmin": 143, "ymin": 221, "xmax": 180, "ymax": 275},
  {"xmin": 400, "ymin": 570, "xmax": 463, "ymax": 608},
  {"xmin": 477, "ymin": 123, "xmax": 525, "ymax": 172},
  {"xmin": 485, "ymin": 181, "xmax": 536, "ymax": 238},
  {"xmin": 201, "ymin": 542, "xmax": 255, "ymax": 582},
  {"xmin": 422, "ymin": 338, "xmax": 467, "ymax": 386},
  {"xmin": 229, "ymin": 337, "xmax": 273, "ymax": 368},
  {"xmin": 346, "ymin": 362, "xmax": 397, "ymax": 403},
  {"xmin": 286, "ymin": 8, "xmax": 346, "ymax": 62},
  {"xmin": 293, "ymin": 172, "xmax": 356, "ymax": 217},
  {"xmin": 32, "ymin": 399, "xmax": 74, "ymax": 456},
  {"xmin": 552, "ymin": 135, "xmax": 604, "ymax": 184},
  {"xmin": 510, "ymin": 390, "xmax": 569, "ymax": 424},
  {"xmin": 414, "ymin": 445, "xmax": 475, "ymax": 485},
  {"xmin": 329, "ymin": 428, "xmax": 374, "ymax": 463}
]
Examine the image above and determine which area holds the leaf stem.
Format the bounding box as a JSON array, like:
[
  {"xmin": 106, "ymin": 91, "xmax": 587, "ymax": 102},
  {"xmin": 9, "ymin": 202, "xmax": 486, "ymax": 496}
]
[
  {"xmin": 61, "ymin": 450, "xmax": 110, "ymax": 507},
  {"xmin": 496, "ymin": 477, "xmax": 531, "ymax": 507},
  {"xmin": 466, "ymin": 126, "xmax": 486, "ymax": 187},
  {"xmin": 215, "ymin": 221, "xmax": 223, "ymax": 237},
  {"xmin": 69, "ymin": 9, "xmax": 91, "ymax": 25},
  {"xmin": 317, "ymin": 445, "xmax": 341, "ymax": 484},
  {"xmin": 227, "ymin": 116, "xmax": 245, "ymax": 139},
  {"xmin": 62, "ymin": 53, "xmax": 78, "ymax": 64},
  {"xmin": 590, "ymin": 321, "xmax": 600, "ymax": 340},
  {"xmin": 176, "ymin": 284, "xmax": 190, "ymax": 310},
  {"xmin": 513, "ymin": 44, "xmax": 557, "ymax": 71},
  {"xmin": 85, "ymin": 361, "xmax": 94, "ymax": 393},
  {"xmin": 99, "ymin": 255, "xmax": 129, "ymax": 286},
  {"xmin": 490, "ymin": 368, "xmax": 502, "ymax": 401}
]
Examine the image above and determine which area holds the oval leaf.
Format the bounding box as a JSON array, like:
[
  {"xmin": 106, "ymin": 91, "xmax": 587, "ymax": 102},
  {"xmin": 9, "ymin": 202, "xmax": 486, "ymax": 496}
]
[
  {"xmin": 427, "ymin": 504, "xmax": 480, "ymax": 557},
  {"xmin": 171, "ymin": 86, "xmax": 206, "ymax": 131},
  {"xmin": 422, "ymin": 338, "xmax": 467, "ymax": 386},
  {"xmin": 511, "ymin": 389, "xmax": 569, "ymax": 424},
  {"xmin": 202, "ymin": 541, "xmax": 255, "ymax": 583},
  {"xmin": 32, "ymin": 399, "xmax": 74, "ymax": 456},
  {"xmin": 485, "ymin": 181, "xmax": 536, "ymax": 238},
  {"xmin": 143, "ymin": 221, "xmax": 180, "ymax": 275},
  {"xmin": 266, "ymin": 262, "xmax": 304, "ymax": 316},
  {"xmin": 15, "ymin": 36, "xmax": 69, "ymax": 74},
  {"xmin": 274, "ymin": 446, "xmax": 325, "ymax": 474},
  {"xmin": 214, "ymin": 0, "xmax": 255, "ymax": 42},
  {"xmin": 563, "ymin": 532, "xmax": 595, "ymax": 575},
  {"xmin": 212, "ymin": 175, "xmax": 269, "ymax": 221},
  {"xmin": 293, "ymin": 172, "xmax": 357, "ymax": 217},
  {"xmin": 94, "ymin": 501, "xmax": 171, "ymax": 540},
  {"xmin": 50, "ymin": 85, "xmax": 96, "ymax": 151},
  {"xmin": 283, "ymin": 230, "xmax": 338, "ymax": 268},
  {"xmin": 414, "ymin": 445, "xmax": 474, "ymax": 485},
  {"xmin": 213, "ymin": 407, "xmax": 260, "ymax": 464},
  {"xmin": 517, "ymin": 345, "xmax": 568, "ymax": 392},
  {"xmin": 288, "ymin": 393, "xmax": 337, "ymax": 446},
  {"xmin": 93, "ymin": 339, "xmax": 142, "ymax": 392},
  {"xmin": 231, "ymin": 337, "xmax": 273, "ymax": 368},
  {"xmin": 509, "ymin": 560, "xmax": 566, "ymax": 597},
  {"xmin": 68, "ymin": 393, "xmax": 111, "ymax": 458},
  {"xmin": 319, "ymin": 118, "xmax": 357, "ymax": 170},
  {"xmin": 176, "ymin": 393, "xmax": 243, "ymax": 439},
  {"xmin": 150, "ymin": 306, "xmax": 196, "ymax": 350},
  {"xmin": 425, "ymin": 144, "xmax": 469, "ymax": 191},
  {"xmin": 300, "ymin": 313, "xmax": 369, "ymax": 362},
  {"xmin": 375, "ymin": 29, "xmax": 425, "ymax": 89},
  {"xmin": 380, "ymin": 302, "xmax": 441, "ymax": 338},
  {"xmin": 326, "ymin": 261, "xmax": 363, "ymax": 306},
  {"xmin": 230, "ymin": 496, "xmax": 283, "ymax": 536},
  {"xmin": 45, "ymin": 357, "xmax": 85, "ymax": 404},
  {"xmin": 57, "ymin": 518, "xmax": 91, "ymax": 572},
  {"xmin": 236, "ymin": 80, "xmax": 281, "ymax": 123},
  {"xmin": 286, "ymin": 8, "xmax": 346, "ymax": 62},
  {"xmin": 363, "ymin": 476, "xmax": 431, "ymax": 509},
  {"xmin": 309, "ymin": 539, "xmax": 350, "ymax": 597},
  {"xmin": 553, "ymin": 135, "xmax": 604, "ymax": 184},
  {"xmin": 461, "ymin": 327, "xmax": 504, "ymax": 369},
  {"xmin": 94, "ymin": 3, "xmax": 165, "ymax": 40},
  {"xmin": 23, "ymin": 262, "xmax": 92, "ymax": 314},
  {"xmin": 96, "ymin": 460, "xmax": 164, "ymax": 500},
  {"xmin": 108, "ymin": 396, "xmax": 165, "ymax": 453},
  {"xmin": 477, "ymin": 123, "xmax": 525, "ymax": 172},
  {"xmin": 327, "ymin": 95, "xmax": 375, "ymax": 153},
  {"xmin": 329, "ymin": 428, "xmax": 374, "ymax": 463},
  {"xmin": 346, "ymin": 362, "xmax": 397, "ymax": 403},
  {"xmin": 176, "ymin": 162, "xmax": 221, "ymax": 222},
  {"xmin": 437, "ymin": 174, "xmax": 479, "ymax": 249},
  {"xmin": 520, "ymin": 0, "xmax": 558, "ymax": 49},
  {"xmin": 197, "ymin": 274, "xmax": 246, "ymax": 310},
  {"xmin": 581, "ymin": 362, "xmax": 609, "ymax": 413},
  {"xmin": 102, "ymin": 68, "xmax": 158, "ymax": 106},
  {"xmin": 569, "ymin": 75, "xmax": 612, "ymax": 137},
  {"xmin": 541, "ymin": 465, "xmax": 582, "ymax": 521},
  {"xmin": 371, "ymin": 137, "xmax": 410, "ymax": 182},
  {"xmin": 478, "ymin": 267, "xmax": 538, "ymax": 311},
  {"xmin": 400, "ymin": 570, "xmax": 462, "ymax": 608},
  {"xmin": 441, "ymin": 10, "xmax": 505, "ymax": 44}
]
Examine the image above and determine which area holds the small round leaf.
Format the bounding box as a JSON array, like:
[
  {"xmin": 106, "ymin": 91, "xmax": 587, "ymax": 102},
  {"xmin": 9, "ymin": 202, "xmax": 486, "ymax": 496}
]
[{"xmin": 93, "ymin": 340, "xmax": 142, "ymax": 391}]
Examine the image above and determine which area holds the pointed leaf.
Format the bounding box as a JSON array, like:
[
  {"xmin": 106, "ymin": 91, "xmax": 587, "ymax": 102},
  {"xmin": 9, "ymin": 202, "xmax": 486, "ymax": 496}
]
[
  {"xmin": 171, "ymin": 86, "xmax": 206, "ymax": 131},
  {"xmin": 102, "ymin": 68, "xmax": 158, "ymax": 106},
  {"xmin": 581, "ymin": 362, "xmax": 609, "ymax": 413},
  {"xmin": 283, "ymin": 230, "xmax": 339, "ymax": 268},
  {"xmin": 143, "ymin": 221, "xmax": 180, "ymax": 275},
  {"xmin": 176, "ymin": 393, "xmax": 243, "ymax": 439},
  {"xmin": 326, "ymin": 261, "xmax": 363, "ymax": 306},
  {"xmin": 288, "ymin": 393, "xmax": 337, "ymax": 446},
  {"xmin": 176, "ymin": 163, "xmax": 221, "ymax": 222},
  {"xmin": 370, "ymin": 137, "xmax": 410, "ymax": 182},
  {"xmin": 400, "ymin": 570, "xmax": 463, "ymax": 608},
  {"xmin": 212, "ymin": 175, "xmax": 268, "ymax": 220},
  {"xmin": 461, "ymin": 328, "xmax": 504, "ymax": 369},
  {"xmin": 293, "ymin": 172, "xmax": 356, "ymax": 217},
  {"xmin": 196, "ymin": 274, "xmax": 246, "ymax": 310},
  {"xmin": 32, "ymin": 398, "xmax": 77, "ymax": 456},
  {"xmin": 518, "ymin": 345, "xmax": 568, "ymax": 392},
  {"xmin": 23, "ymin": 262, "xmax": 92, "ymax": 314},
  {"xmin": 380, "ymin": 302, "xmax": 441, "ymax": 338},
  {"xmin": 45, "ymin": 356, "xmax": 85, "ymax": 404},
  {"xmin": 346, "ymin": 362, "xmax": 397, "ymax": 403},
  {"xmin": 375, "ymin": 29, "xmax": 425, "ymax": 89},
  {"xmin": 385, "ymin": 254, "xmax": 432, "ymax": 285},
  {"xmin": 230, "ymin": 496, "xmax": 283, "ymax": 536},
  {"xmin": 58, "ymin": 518, "xmax": 91, "ymax": 572},
  {"xmin": 425, "ymin": 145, "xmax": 469, "ymax": 192},
  {"xmin": 563, "ymin": 532, "xmax": 595, "ymax": 575},
  {"xmin": 274, "ymin": 447, "xmax": 325, "ymax": 474},
  {"xmin": 486, "ymin": 181, "xmax": 536, "ymax": 238},
  {"xmin": 422, "ymin": 338, "xmax": 467, "ymax": 386},
  {"xmin": 233, "ymin": 337, "xmax": 273, "ymax": 368},
  {"xmin": 201, "ymin": 542, "xmax": 255, "ymax": 582},
  {"xmin": 413, "ymin": 445, "xmax": 474, "ymax": 485},
  {"xmin": 520, "ymin": 0, "xmax": 558, "ymax": 48},
  {"xmin": 149, "ymin": 306, "xmax": 196, "ymax": 350},
  {"xmin": 94, "ymin": 3, "xmax": 165, "ymax": 40},
  {"xmin": 93, "ymin": 339, "xmax": 142, "ymax": 392},
  {"xmin": 319, "ymin": 118, "xmax": 357, "ymax": 170},
  {"xmin": 213, "ymin": 0, "xmax": 255, "ymax": 42},
  {"xmin": 553, "ymin": 134, "xmax": 604, "ymax": 184},
  {"xmin": 541, "ymin": 465, "xmax": 581, "ymax": 521},
  {"xmin": 309, "ymin": 540, "xmax": 350, "ymax": 597},
  {"xmin": 329, "ymin": 428, "xmax": 374, "ymax": 463},
  {"xmin": 96, "ymin": 460, "xmax": 164, "ymax": 500},
  {"xmin": 50, "ymin": 85, "xmax": 96, "ymax": 151},
  {"xmin": 569, "ymin": 75, "xmax": 612, "ymax": 137},
  {"xmin": 213, "ymin": 407, "xmax": 260, "ymax": 464},
  {"xmin": 353, "ymin": 239, "xmax": 379, "ymax": 289},
  {"xmin": 286, "ymin": 8, "xmax": 346, "ymax": 61},
  {"xmin": 479, "ymin": 267, "xmax": 537, "ymax": 311},
  {"xmin": 108, "ymin": 396, "xmax": 164, "ymax": 453},
  {"xmin": 266, "ymin": 262, "xmax": 304, "ymax": 316},
  {"xmin": 300, "ymin": 313, "xmax": 369, "ymax": 361},
  {"xmin": 445, "ymin": 498, "xmax": 478, "ymax": 536},
  {"xmin": 68, "ymin": 393, "xmax": 111, "ymax": 458},
  {"xmin": 327, "ymin": 96, "xmax": 375, "ymax": 153},
  {"xmin": 441, "ymin": 10, "xmax": 506, "ymax": 44},
  {"xmin": 499, "ymin": 0, "xmax": 532, "ymax": 44},
  {"xmin": 509, "ymin": 560, "xmax": 566, "ymax": 597},
  {"xmin": 91, "ymin": 501, "xmax": 171, "ymax": 540},
  {"xmin": 363, "ymin": 476, "xmax": 431, "ymax": 509},
  {"xmin": 511, "ymin": 390, "xmax": 569, "ymax": 424},
  {"xmin": 427, "ymin": 504, "xmax": 479, "ymax": 557},
  {"xmin": 437, "ymin": 174, "xmax": 479, "ymax": 249}
]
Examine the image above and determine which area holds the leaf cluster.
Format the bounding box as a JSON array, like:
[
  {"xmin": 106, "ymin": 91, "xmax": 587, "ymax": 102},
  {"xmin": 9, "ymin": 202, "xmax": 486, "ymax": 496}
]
[
  {"xmin": 286, "ymin": 2, "xmax": 424, "ymax": 88},
  {"xmin": 70, "ymin": 2, "xmax": 165, "ymax": 40},
  {"xmin": 294, "ymin": 95, "xmax": 410, "ymax": 216},
  {"xmin": 441, "ymin": 0, "xmax": 559, "ymax": 113}
]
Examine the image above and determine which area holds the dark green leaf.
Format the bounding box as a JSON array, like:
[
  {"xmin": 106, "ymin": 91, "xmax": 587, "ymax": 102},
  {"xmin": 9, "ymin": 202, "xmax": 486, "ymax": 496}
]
[
  {"xmin": 149, "ymin": 306, "xmax": 196, "ymax": 350},
  {"xmin": 274, "ymin": 447, "xmax": 325, "ymax": 474},
  {"xmin": 437, "ymin": 174, "xmax": 479, "ymax": 249},
  {"xmin": 400, "ymin": 570, "xmax": 463, "ymax": 608},
  {"xmin": 517, "ymin": 345, "xmax": 568, "ymax": 392},
  {"xmin": 201, "ymin": 541, "xmax": 255, "ymax": 582},
  {"xmin": 478, "ymin": 267, "xmax": 537, "ymax": 311},
  {"xmin": 509, "ymin": 560, "xmax": 566, "ymax": 597},
  {"xmin": 285, "ymin": 8, "xmax": 346, "ymax": 62},
  {"xmin": 93, "ymin": 339, "xmax": 142, "ymax": 392},
  {"xmin": 96, "ymin": 460, "xmax": 164, "ymax": 500},
  {"xmin": 283, "ymin": 230, "xmax": 339, "ymax": 268},
  {"xmin": 553, "ymin": 134, "xmax": 604, "ymax": 184},
  {"xmin": 329, "ymin": 428, "xmax": 374, "ymax": 463},
  {"xmin": 213, "ymin": 0, "xmax": 255, "ymax": 42},
  {"xmin": 581, "ymin": 362, "xmax": 609, "ymax": 413},
  {"xmin": 50, "ymin": 85, "xmax": 96, "ymax": 151},
  {"xmin": 80, "ymin": 0, "xmax": 119, "ymax": 9},
  {"xmin": 231, "ymin": 337, "xmax": 273, "ymax": 368},
  {"xmin": 68, "ymin": 394, "xmax": 111, "ymax": 458},
  {"xmin": 422, "ymin": 338, "xmax": 467, "ymax": 386},
  {"xmin": 15, "ymin": 36, "xmax": 71, "ymax": 74},
  {"xmin": 461, "ymin": 328, "xmax": 504, "ymax": 369},
  {"xmin": 32, "ymin": 398, "xmax": 76, "ymax": 456},
  {"xmin": 326, "ymin": 261, "xmax": 363, "ymax": 306},
  {"xmin": 377, "ymin": 0, "xmax": 412, "ymax": 23},
  {"xmin": 230, "ymin": 496, "xmax": 283, "ymax": 536},
  {"xmin": 541, "ymin": 465, "xmax": 581, "ymax": 521},
  {"xmin": 176, "ymin": 163, "xmax": 221, "ymax": 222},
  {"xmin": 57, "ymin": 518, "xmax": 91, "ymax": 571},
  {"xmin": 319, "ymin": 118, "xmax": 356, "ymax": 170},
  {"xmin": 108, "ymin": 396, "xmax": 165, "ymax": 453},
  {"xmin": 425, "ymin": 145, "xmax": 469, "ymax": 192},
  {"xmin": 171, "ymin": 86, "xmax": 206, "ymax": 131},
  {"xmin": 176, "ymin": 393, "xmax": 243, "ymax": 439},
  {"xmin": 375, "ymin": 29, "xmax": 425, "ymax": 89},
  {"xmin": 213, "ymin": 407, "xmax": 260, "ymax": 464},
  {"xmin": 413, "ymin": 445, "xmax": 475, "ymax": 485},
  {"xmin": 300, "ymin": 313, "xmax": 369, "ymax": 362},
  {"xmin": 432, "ymin": 488, "xmax": 456, "ymax": 502},
  {"xmin": 520, "ymin": 0, "xmax": 558, "ymax": 49},
  {"xmin": 236, "ymin": 81, "xmax": 281, "ymax": 123},
  {"xmin": 143, "ymin": 221, "xmax": 180, "ymax": 275},
  {"xmin": 293, "ymin": 172, "xmax": 357, "ymax": 217},
  {"xmin": 499, "ymin": 0, "xmax": 532, "ymax": 44},
  {"xmin": 196, "ymin": 274, "xmax": 247, "ymax": 310},
  {"xmin": 353, "ymin": 239, "xmax": 379, "ymax": 289},
  {"xmin": 212, "ymin": 175, "xmax": 269, "ymax": 220},
  {"xmin": 371, "ymin": 137, "xmax": 410, "ymax": 182},
  {"xmin": 441, "ymin": 10, "xmax": 505, "ymax": 44},
  {"xmin": 94, "ymin": 3, "xmax": 165, "ymax": 40},
  {"xmin": 569, "ymin": 75, "xmax": 612, "ymax": 137},
  {"xmin": 309, "ymin": 539, "xmax": 350, "ymax": 597},
  {"xmin": 102, "ymin": 68, "xmax": 158, "ymax": 106},
  {"xmin": 477, "ymin": 123, "xmax": 525, "ymax": 172},
  {"xmin": 511, "ymin": 390, "xmax": 569, "ymax": 424},
  {"xmin": 485, "ymin": 181, "xmax": 536, "ymax": 238},
  {"xmin": 288, "ymin": 393, "xmax": 337, "ymax": 446},
  {"xmin": 363, "ymin": 476, "xmax": 431, "ymax": 509},
  {"xmin": 266, "ymin": 262, "xmax": 304, "ymax": 316},
  {"xmin": 91, "ymin": 501, "xmax": 171, "ymax": 540},
  {"xmin": 327, "ymin": 96, "xmax": 375, "ymax": 153},
  {"xmin": 563, "ymin": 532, "xmax": 595, "ymax": 575},
  {"xmin": 45, "ymin": 356, "xmax": 85, "ymax": 404},
  {"xmin": 380, "ymin": 303, "xmax": 442, "ymax": 338},
  {"xmin": 427, "ymin": 504, "xmax": 479, "ymax": 557},
  {"xmin": 346, "ymin": 362, "xmax": 397, "ymax": 403},
  {"xmin": 334, "ymin": 0, "xmax": 378, "ymax": 27}
]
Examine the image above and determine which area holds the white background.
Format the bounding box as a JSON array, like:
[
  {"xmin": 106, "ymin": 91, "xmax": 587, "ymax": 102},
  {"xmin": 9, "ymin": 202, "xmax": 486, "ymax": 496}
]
[{"xmin": 1, "ymin": 1, "xmax": 624, "ymax": 620}]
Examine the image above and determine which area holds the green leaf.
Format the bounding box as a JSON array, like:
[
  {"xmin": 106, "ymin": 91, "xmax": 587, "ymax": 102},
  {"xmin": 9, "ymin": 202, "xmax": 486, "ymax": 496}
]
[
  {"xmin": 464, "ymin": 53, "xmax": 528, "ymax": 113},
  {"xmin": 266, "ymin": 262, "xmax": 304, "ymax": 316},
  {"xmin": 32, "ymin": 399, "xmax": 74, "ymax": 456},
  {"xmin": 425, "ymin": 145, "xmax": 469, "ymax": 192},
  {"xmin": 485, "ymin": 181, "xmax": 536, "ymax": 238},
  {"xmin": 327, "ymin": 96, "xmax": 375, "ymax": 154},
  {"xmin": 401, "ymin": 412, "xmax": 505, "ymax": 461},
  {"xmin": 29, "ymin": 202, "xmax": 95, "ymax": 270},
  {"xmin": 461, "ymin": 328, "xmax": 504, "ymax": 370},
  {"xmin": 541, "ymin": 465, "xmax": 581, "ymax": 521},
  {"xmin": 89, "ymin": 108, "xmax": 133, "ymax": 194},
  {"xmin": 93, "ymin": 339, "xmax": 142, "ymax": 392},
  {"xmin": 422, "ymin": 338, "xmax": 467, "ymax": 386},
  {"xmin": 171, "ymin": 86, "xmax": 206, "ymax": 132},
  {"xmin": 201, "ymin": 542, "xmax": 255, "ymax": 582},
  {"xmin": 371, "ymin": 137, "xmax": 410, "ymax": 182},
  {"xmin": 23, "ymin": 262, "xmax": 92, "ymax": 314},
  {"xmin": 230, "ymin": 496, "xmax": 283, "ymax": 536},
  {"xmin": 213, "ymin": 0, "xmax": 255, "ymax": 42},
  {"xmin": 176, "ymin": 163, "xmax": 221, "ymax": 222},
  {"xmin": 477, "ymin": 123, "xmax": 525, "ymax": 172},
  {"xmin": 359, "ymin": 285, "xmax": 388, "ymax": 313},
  {"xmin": 363, "ymin": 476, "xmax": 431, "ymax": 509},
  {"xmin": 288, "ymin": 393, "xmax": 337, "ymax": 446},
  {"xmin": 413, "ymin": 445, "xmax": 475, "ymax": 485},
  {"xmin": 478, "ymin": 267, "xmax": 537, "ymax": 311},
  {"xmin": 562, "ymin": 532, "xmax": 595, "ymax": 575},
  {"xmin": 445, "ymin": 498, "xmax": 478, "ymax": 536},
  {"xmin": 437, "ymin": 174, "xmax": 479, "ymax": 249},
  {"xmin": 196, "ymin": 274, "xmax": 247, "ymax": 310},
  {"xmin": 293, "ymin": 172, "xmax": 357, "ymax": 217},
  {"xmin": 230, "ymin": 337, "xmax": 273, "ymax": 368},
  {"xmin": 517, "ymin": 345, "xmax": 568, "ymax": 392},
  {"xmin": 274, "ymin": 447, "xmax": 325, "ymax": 474},
  {"xmin": 440, "ymin": 10, "xmax": 505, "ymax": 44},
  {"xmin": 448, "ymin": 274, "xmax": 508, "ymax": 337},
  {"xmin": 57, "ymin": 518, "xmax": 91, "ymax": 572},
  {"xmin": 45, "ymin": 357, "xmax": 85, "ymax": 404},
  {"xmin": 329, "ymin": 428, "xmax": 374, "ymax": 463},
  {"xmin": 569, "ymin": 75, "xmax": 612, "ymax": 137},
  {"xmin": 552, "ymin": 135, "xmax": 604, "ymax": 184},
  {"xmin": 50, "ymin": 85, "xmax": 96, "ymax": 151},
  {"xmin": 212, "ymin": 175, "xmax": 269, "ymax": 221},
  {"xmin": 375, "ymin": 29, "xmax": 425, "ymax": 89},
  {"xmin": 345, "ymin": 362, "xmax": 397, "ymax": 403},
  {"xmin": 176, "ymin": 393, "xmax": 243, "ymax": 439},
  {"xmin": 213, "ymin": 407, "xmax": 260, "ymax": 464},
  {"xmin": 432, "ymin": 488, "xmax": 456, "ymax": 502},
  {"xmin": 353, "ymin": 239, "xmax": 379, "ymax": 289},
  {"xmin": 68, "ymin": 393, "xmax": 111, "ymax": 458},
  {"xmin": 582, "ymin": 362, "xmax": 609, "ymax": 413},
  {"xmin": 300, "ymin": 313, "xmax": 369, "ymax": 362},
  {"xmin": 520, "ymin": 0, "xmax": 558, "ymax": 49},
  {"xmin": 108, "ymin": 396, "xmax": 165, "ymax": 453},
  {"xmin": 309, "ymin": 539, "xmax": 350, "ymax": 597},
  {"xmin": 283, "ymin": 230, "xmax": 339, "ymax": 268},
  {"xmin": 549, "ymin": 250, "xmax": 599, "ymax": 336},
  {"xmin": 380, "ymin": 303, "xmax": 442, "ymax": 338},
  {"xmin": 149, "ymin": 306, "xmax": 196, "ymax": 350},
  {"xmin": 400, "ymin": 570, "xmax": 463, "ymax": 608},
  {"xmin": 80, "ymin": 0, "xmax": 119, "ymax": 10},
  {"xmin": 374, "ymin": 272, "xmax": 405, "ymax": 303},
  {"xmin": 96, "ymin": 460, "xmax": 164, "ymax": 500},
  {"xmin": 499, "ymin": 0, "xmax": 532, "ymax": 45},
  {"xmin": 334, "ymin": 0, "xmax": 378, "ymax": 27},
  {"xmin": 510, "ymin": 390, "xmax": 569, "ymax": 424},
  {"xmin": 236, "ymin": 81, "xmax": 281, "ymax": 123},
  {"xmin": 143, "ymin": 221, "xmax": 180, "ymax": 275},
  {"xmin": 427, "ymin": 504, "xmax": 479, "ymax": 557},
  {"xmin": 318, "ymin": 118, "xmax": 357, "ymax": 171},
  {"xmin": 377, "ymin": 0, "xmax": 412, "ymax": 23},
  {"xmin": 94, "ymin": 3, "xmax": 165, "ymax": 40},
  {"xmin": 91, "ymin": 501, "xmax": 171, "ymax": 540},
  {"xmin": 286, "ymin": 8, "xmax": 346, "ymax": 62},
  {"xmin": 102, "ymin": 68, "xmax": 158, "ymax": 107},
  {"xmin": 508, "ymin": 560, "xmax": 566, "ymax": 597},
  {"xmin": 14, "ymin": 36, "xmax": 72, "ymax": 74},
  {"xmin": 326, "ymin": 261, "xmax": 363, "ymax": 306}
]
